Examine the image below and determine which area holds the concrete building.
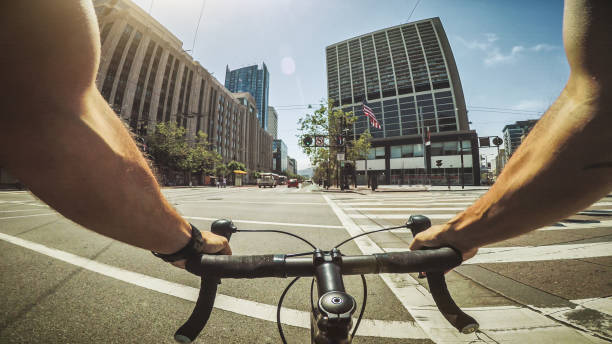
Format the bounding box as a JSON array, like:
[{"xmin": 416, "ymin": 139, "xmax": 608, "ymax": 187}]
[
  {"xmin": 326, "ymin": 18, "xmax": 480, "ymax": 185},
  {"xmin": 93, "ymin": 0, "xmax": 272, "ymax": 173},
  {"xmin": 267, "ymin": 106, "xmax": 279, "ymax": 139},
  {"xmin": 502, "ymin": 120, "xmax": 538, "ymax": 159},
  {"xmin": 225, "ymin": 63, "xmax": 270, "ymax": 131},
  {"xmin": 495, "ymin": 148, "xmax": 507, "ymax": 176},
  {"xmin": 272, "ymin": 140, "xmax": 288, "ymax": 173},
  {"xmin": 287, "ymin": 157, "xmax": 297, "ymax": 176}
]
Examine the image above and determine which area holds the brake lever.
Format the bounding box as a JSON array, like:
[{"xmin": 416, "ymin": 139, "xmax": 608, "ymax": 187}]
[
  {"xmin": 406, "ymin": 215, "xmax": 479, "ymax": 334},
  {"xmin": 174, "ymin": 219, "xmax": 236, "ymax": 343}
]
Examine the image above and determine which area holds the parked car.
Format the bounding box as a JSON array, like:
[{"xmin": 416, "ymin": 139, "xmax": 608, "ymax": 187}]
[{"xmin": 287, "ymin": 179, "xmax": 299, "ymax": 188}]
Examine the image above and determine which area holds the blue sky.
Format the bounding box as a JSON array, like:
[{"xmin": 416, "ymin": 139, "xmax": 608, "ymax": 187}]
[{"xmin": 130, "ymin": 0, "xmax": 568, "ymax": 170}]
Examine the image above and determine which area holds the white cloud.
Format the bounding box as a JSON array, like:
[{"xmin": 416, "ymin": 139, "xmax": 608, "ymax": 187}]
[
  {"xmin": 514, "ymin": 99, "xmax": 549, "ymax": 112},
  {"xmin": 455, "ymin": 36, "xmax": 489, "ymax": 51},
  {"xmin": 455, "ymin": 33, "xmax": 559, "ymax": 67},
  {"xmin": 484, "ymin": 45, "xmax": 524, "ymax": 66},
  {"xmin": 485, "ymin": 33, "xmax": 499, "ymax": 43},
  {"xmin": 530, "ymin": 43, "xmax": 558, "ymax": 52}
]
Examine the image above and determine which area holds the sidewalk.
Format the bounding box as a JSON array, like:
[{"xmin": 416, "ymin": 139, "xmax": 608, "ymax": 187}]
[{"xmin": 317, "ymin": 184, "xmax": 491, "ymax": 193}]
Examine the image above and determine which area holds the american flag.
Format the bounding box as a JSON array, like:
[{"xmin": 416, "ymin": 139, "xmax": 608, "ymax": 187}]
[{"xmin": 362, "ymin": 101, "xmax": 381, "ymax": 129}]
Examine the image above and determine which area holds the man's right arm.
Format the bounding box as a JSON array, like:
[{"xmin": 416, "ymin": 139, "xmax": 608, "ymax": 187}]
[{"xmin": 410, "ymin": 0, "xmax": 612, "ymax": 258}]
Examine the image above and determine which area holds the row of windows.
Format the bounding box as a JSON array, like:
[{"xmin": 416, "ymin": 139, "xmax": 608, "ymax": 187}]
[
  {"xmin": 365, "ymin": 140, "xmax": 471, "ymax": 160},
  {"xmin": 328, "ymin": 22, "xmax": 450, "ymax": 106}
]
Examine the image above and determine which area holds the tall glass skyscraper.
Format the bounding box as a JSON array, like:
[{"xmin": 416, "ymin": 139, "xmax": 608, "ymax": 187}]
[
  {"xmin": 326, "ymin": 18, "xmax": 481, "ymax": 185},
  {"xmin": 225, "ymin": 63, "xmax": 270, "ymax": 130}
]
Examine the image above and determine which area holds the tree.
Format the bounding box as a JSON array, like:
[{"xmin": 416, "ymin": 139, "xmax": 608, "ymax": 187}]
[
  {"xmin": 146, "ymin": 123, "xmax": 220, "ymax": 185},
  {"xmin": 297, "ymin": 99, "xmax": 371, "ymax": 186}
]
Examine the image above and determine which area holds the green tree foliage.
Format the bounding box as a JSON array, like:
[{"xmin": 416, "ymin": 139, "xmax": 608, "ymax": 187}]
[
  {"xmin": 145, "ymin": 122, "xmax": 221, "ymax": 185},
  {"xmin": 227, "ymin": 160, "xmax": 246, "ymax": 172},
  {"xmin": 297, "ymin": 99, "xmax": 371, "ymax": 185}
]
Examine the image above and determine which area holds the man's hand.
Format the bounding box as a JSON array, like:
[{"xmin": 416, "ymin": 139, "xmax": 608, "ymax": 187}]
[
  {"xmin": 171, "ymin": 231, "xmax": 232, "ymax": 269},
  {"xmin": 409, "ymin": 223, "xmax": 478, "ymax": 262}
]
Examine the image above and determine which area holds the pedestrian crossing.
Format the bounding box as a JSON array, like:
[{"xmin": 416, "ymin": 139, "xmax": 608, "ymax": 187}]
[{"xmin": 326, "ymin": 191, "xmax": 612, "ymax": 343}]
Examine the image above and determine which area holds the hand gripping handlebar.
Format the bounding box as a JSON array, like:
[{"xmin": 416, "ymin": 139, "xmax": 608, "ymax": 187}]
[
  {"xmin": 173, "ymin": 216, "xmax": 479, "ymax": 343},
  {"xmin": 174, "ymin": 219, "xmax": 236, "ymax": 343}
]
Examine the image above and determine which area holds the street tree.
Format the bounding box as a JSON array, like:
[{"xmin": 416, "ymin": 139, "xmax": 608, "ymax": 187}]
[{"xmin": 297, "ymin": 99, "xmax": 371, "ymax": 186}]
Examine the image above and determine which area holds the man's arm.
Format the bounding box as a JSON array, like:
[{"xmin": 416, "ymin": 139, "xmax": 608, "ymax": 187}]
[
  {"xmin": 410, "ymin": 0, "xmax": 612, "ymax": 259},
  {"xmin": 0, "ymin": 0, "xmax": 229, "ymax": 259}
]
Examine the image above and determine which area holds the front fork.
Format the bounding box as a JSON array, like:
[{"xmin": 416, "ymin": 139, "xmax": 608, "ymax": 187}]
[{"xmin": 310, "ymin": 249, "xmax": 356, "ymax": 344}]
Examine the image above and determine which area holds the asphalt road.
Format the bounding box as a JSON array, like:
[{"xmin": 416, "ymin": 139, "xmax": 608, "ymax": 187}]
[{"xmin": 0, "ymin": 185, "xmax": 610, "ymax": 343}]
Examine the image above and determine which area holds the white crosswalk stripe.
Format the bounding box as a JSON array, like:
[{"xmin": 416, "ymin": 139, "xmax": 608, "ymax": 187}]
[{"xmin": 326, "ymin": 191, "xmax": 612, "ymax": 342}]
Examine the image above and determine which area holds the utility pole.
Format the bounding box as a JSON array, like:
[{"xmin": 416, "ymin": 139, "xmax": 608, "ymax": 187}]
[{"xmin": 418, "ymin": 106, "xmax": 426, "ymax": 185}]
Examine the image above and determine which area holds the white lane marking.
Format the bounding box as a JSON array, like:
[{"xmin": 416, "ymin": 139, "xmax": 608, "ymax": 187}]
[
  {"xmin": 324, "ymin": 195, "xmax": 608, "ymax": 343},
  {"xmin": 176, "ymin": 200, "xmax": 328, "ymax": 206},
  {"xmin": 0, "ymin": 200, "xmax": 49, "ymax": 207},
  {"xmin": 0, "ymin": 232, "xmax": 427, "ymax": 339},
  {"xmin": 342, "ymin": 201, "xmax": 475, "ymax": 206},
  {"xmin": 355, "ymin": 220, "xmax": 612, "ymax": 233},
  {"xmin": 0, "ymin": 213, "xmax": 57, "ymax": 220},
  {"xmin": 349, "ymin": 213, "xmax": 455, "ymax": 219},
  {"xmin": 0, "ymin": 209, "xmax": 50, "ymax": 213},
  {"xmin": 184, "ymin": 216, "xmax": 345, "ymax": 229},
  {"xmin": 382, "ymin": 242, "xmax": 612, "ymax": 263},
  {"xmin": 541, "ymin": 220, "xmax": 612, "ymax": 231},
  {"xmin": 346, "ymin": 207, "xmax": 466, "ymax": 211}
]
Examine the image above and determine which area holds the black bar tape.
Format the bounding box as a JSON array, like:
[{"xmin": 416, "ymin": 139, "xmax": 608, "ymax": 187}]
[
  {"xmin": 427, "ymin": 272, "xmax": 479, "ymax": 334},
  {"xmin": 374, "ymin": 247, "xmax": 463, "ymax": 273},
  {"xmin": 186, "ymin": 255, "xmax": 288, "ymax": 278},
  {"xmin": 174, "ymin": 276, "xmax": 218, "ymax": 343}
]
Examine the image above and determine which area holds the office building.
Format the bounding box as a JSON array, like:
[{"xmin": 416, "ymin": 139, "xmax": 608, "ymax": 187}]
[
  {"xmin": 502, "ymin": 120, "xmax": 538, "ymax": 158},
  {"xmin": 326, "ymin": 18, "xmax": 480, "ymax": 185},
  {"xmin": 225, "ymin": 63, "xmax": 270, "ymax": 130},
  {"xmin": 272, "ymin": 139, "xmax": 288, "ymax": 173},
  {"xmin": 267, "ymin": 106, "xmax": 279, "ymax": 139},
  {"xmin": 93, "ymin": 0, "xmax": 272, "ymax": 174},
  {"xmin": 288, "ymin": 157, "xmax": 297, "ymax": 175}
]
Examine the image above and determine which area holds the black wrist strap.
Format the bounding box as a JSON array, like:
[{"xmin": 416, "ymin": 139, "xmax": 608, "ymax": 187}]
[{"xmin": 152, "ymin": 223, "xmax": 205, "ymax": 262}]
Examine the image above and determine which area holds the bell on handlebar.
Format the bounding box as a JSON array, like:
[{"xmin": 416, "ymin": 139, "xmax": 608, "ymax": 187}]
[
  {"xmin": 406, "ymin": 215, "xmax": 431, "ymax": 236},
  {"xmin": 210, "ymin": 219, "xmax": 237, "ymax": 239}
]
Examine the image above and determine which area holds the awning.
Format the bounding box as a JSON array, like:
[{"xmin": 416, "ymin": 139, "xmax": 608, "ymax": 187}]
[{"xmin": 233, "ymin": 170, "xmax": 247, "ymax": 174}]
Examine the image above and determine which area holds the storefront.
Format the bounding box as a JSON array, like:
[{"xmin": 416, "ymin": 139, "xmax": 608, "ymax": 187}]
[{"xmin": 354, "ymin": 131, "xmax": 480, "ymax": 186}]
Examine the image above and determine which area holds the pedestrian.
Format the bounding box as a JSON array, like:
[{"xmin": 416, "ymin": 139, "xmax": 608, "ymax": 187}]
[
  {"xmin": 222, "ymin": 177, "xmax": 226, "ymax": 188},
  {"xmin": 216, "ymin": 179, "xmax": 220, "ymax": 188}
]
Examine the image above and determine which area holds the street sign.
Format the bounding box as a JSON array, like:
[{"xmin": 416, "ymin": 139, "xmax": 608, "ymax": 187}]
[
  {"xmin": 337, "ymin": 153, "xmax": 345, "ymax": 161},
  {"xmin": 492, "ymin": 136, "xmax": 503, "ymax": 146},
  {"xmin": 315, "ymin": 136, "xmax": 325, "ymax": 147}
]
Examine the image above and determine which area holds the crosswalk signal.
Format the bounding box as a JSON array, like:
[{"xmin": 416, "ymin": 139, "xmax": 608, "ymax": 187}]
[
  {"xmin": 336, "ymin": 135, "xmax": 344, "ymax": 146},
  {"xmin": 302, "ymin": 136, "xmax": 313, "ymax": 146}
]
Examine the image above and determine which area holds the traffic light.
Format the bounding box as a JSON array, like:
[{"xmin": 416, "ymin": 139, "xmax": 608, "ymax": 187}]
[
  {"xmin": 302, "ymin": 136, "xmax": 313, "ymax": 146},
  {"xmin": 436, "ymin": 160, "xmax": 443, "ymax": 167}
]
